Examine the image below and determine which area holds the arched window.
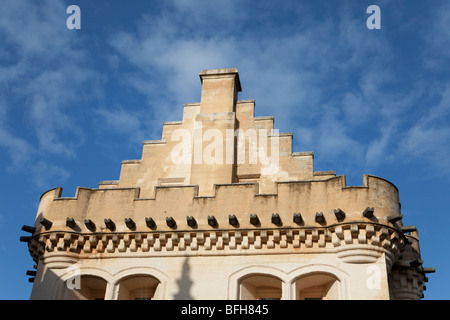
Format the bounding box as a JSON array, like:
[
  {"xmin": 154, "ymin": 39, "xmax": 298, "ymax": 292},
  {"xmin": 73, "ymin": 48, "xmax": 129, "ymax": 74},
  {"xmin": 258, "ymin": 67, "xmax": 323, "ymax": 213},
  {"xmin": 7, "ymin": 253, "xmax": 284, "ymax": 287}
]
[
  {"xmin": 116, "ymin": 275, "xmax": 161, "ymax": 300},
  {"xmin": 239, "ymin": 274, "xmax": 283, "ymax": 300},
  {"xmin": 64, "ymin": 275, "xmax": 108, "ymax": 300},
  {"xmin": 294, "ymin": 273, "xmax": 340, "ymax": 300}
]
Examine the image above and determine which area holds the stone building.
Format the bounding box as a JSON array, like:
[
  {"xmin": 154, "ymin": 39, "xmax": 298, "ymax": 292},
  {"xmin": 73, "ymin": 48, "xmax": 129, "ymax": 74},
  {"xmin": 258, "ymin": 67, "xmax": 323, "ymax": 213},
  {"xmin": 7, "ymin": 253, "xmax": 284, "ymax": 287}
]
[{"xmin": 21, "ymin": 68, "xmax": 433, "ymax": 300}]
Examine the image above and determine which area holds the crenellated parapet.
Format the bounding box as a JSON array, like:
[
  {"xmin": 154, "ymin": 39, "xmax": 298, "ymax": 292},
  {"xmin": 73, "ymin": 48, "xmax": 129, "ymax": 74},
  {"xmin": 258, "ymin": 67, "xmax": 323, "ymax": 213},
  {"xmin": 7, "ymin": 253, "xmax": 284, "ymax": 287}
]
[
  {"xmin": 24, "ymin": 172, "xmax": 410, "ymax": 278},
  {"xmin": 32, "ymin": 174, "xmax": 401, "ymax": 235}
]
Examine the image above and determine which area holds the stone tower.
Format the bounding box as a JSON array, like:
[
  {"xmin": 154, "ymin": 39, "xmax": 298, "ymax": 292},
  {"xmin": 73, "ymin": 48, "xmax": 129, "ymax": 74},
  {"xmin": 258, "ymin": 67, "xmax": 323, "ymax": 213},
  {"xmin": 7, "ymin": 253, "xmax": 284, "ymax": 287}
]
[{"xmin": 21, "ymin": 68, "xmax": 433, "ymax": 300}]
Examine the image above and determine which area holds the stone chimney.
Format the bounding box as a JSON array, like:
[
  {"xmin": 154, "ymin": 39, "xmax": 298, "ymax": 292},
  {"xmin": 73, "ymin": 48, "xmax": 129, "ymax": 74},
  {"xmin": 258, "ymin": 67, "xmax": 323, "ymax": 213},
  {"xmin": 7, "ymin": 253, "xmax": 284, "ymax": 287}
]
[
  {"xmin": 199, "ymin": 68, "xmax": 242, "ymax": 114},
  {"xmin": 189, "ymin": 68, "xmax": 242, "ymax": 195}
]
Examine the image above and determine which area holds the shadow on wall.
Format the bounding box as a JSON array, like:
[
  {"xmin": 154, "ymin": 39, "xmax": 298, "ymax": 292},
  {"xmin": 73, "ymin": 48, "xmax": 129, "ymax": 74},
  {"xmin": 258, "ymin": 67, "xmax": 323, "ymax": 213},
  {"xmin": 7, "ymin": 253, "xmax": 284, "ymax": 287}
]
[
  {"xmin": 173, "ymin": 257, "xmax": 193, "ymax": 300},
  {"xmin": 30, "ymin": 256, "xmax": 195, "ymax": 300},
  {"xmin": 29, "ymin": 263, "xmax": 62, "ymax": 299}
]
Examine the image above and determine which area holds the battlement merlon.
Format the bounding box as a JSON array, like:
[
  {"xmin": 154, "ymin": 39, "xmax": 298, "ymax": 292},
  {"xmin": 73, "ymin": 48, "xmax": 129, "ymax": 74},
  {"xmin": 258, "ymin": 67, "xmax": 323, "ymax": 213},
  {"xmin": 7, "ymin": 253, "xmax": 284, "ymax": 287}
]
[{"xmin": 34, "ymin": 174, "xmax": 402, "ymax": 235}]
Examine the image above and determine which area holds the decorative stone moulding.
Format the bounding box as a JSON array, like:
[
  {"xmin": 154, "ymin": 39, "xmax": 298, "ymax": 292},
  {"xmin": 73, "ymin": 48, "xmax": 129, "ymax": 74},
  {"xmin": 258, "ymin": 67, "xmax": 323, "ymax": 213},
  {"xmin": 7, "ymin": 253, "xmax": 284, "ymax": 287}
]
[
  {"xmin": 28, "ymin": 221, "xmax": 404, "ymax": 269},
  {"xmin": 389, "ymin": 266, "xmax": 427, "ymax": 300}
]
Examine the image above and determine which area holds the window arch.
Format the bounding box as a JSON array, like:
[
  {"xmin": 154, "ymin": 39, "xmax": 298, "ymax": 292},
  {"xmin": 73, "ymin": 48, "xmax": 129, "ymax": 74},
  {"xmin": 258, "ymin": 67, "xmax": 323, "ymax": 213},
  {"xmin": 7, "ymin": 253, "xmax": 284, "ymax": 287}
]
[
  {"xmin": 288, "ymin": 264, "xmax": 349, "ymax": 300},
  {"xmin": 63, "ymin": 275, "xmax": 108, "ymax": 300},
  {"xmin": 57, "ymin": 267, "xmax": 113, "ymax": 300},
  {"xmin": 229, "ymin": 264, "xmax": 349, "ymax": 300},
  {"xmin": 111, "ymin": 267, "xmax": 168, "ymax": 300},
  {"xmin": 239, "ymin": 274, "xmax": 283, "ymax": 300},
  {"xmin": 293, "ymin": 273, "xmax": 340, "ymax": 300},
  {"xmin": 116, "ymin": 274, "xmax": 161, "ymax": 300},
  {"xmin": 228, "ymin": 266, "xmax": 288, "ymax": 300}
]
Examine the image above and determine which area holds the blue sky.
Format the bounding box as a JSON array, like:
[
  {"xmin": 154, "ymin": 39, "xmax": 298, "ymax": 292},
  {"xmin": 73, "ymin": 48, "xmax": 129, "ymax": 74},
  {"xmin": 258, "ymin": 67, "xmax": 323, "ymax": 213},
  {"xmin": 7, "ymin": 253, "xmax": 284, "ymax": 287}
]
[{"xmin": 0, "ymin": 0, "xmax": 448, "ymax": 299}]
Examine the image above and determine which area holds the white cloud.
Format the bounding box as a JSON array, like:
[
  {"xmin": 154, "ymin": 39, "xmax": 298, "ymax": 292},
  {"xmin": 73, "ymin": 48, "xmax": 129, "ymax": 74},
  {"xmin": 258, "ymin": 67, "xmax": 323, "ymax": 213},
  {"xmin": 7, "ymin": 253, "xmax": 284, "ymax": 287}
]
[
  {"xmin": 398, "ymin": 84, "xmax": 450, "ymax": 176},
  {"xmin": 365, "ymin": 123, "xmax": 397, "ymax": 169},
  {"xmin": 31, "ymin": 160, "xmax": 71, "ymax": 190},
  {"xmin": 0, "ymin": 125, "xmax": 34, "ymax": 168},
  {"xmin": 422, "ymin": 1, "xmax": 450, "ymax": 71},
  {"xmin": 95, "ymin": 106, "xmax": 148, "ymax": 144},
  {"xmin": 0, "ymin": 99, "xmax": 34, "ymax": 167},
  {"xmin": 0, "ymin": 0, "xmax": 101, "ymax": 187},
  {"xmin": 0, "ymin": 0, "xmax": 80, "ymax": 60}
]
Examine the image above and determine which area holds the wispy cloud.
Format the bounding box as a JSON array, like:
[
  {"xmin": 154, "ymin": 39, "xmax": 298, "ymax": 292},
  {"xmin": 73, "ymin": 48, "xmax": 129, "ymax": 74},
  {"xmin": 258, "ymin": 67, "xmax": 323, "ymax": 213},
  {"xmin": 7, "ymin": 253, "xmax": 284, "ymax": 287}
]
[
  {"xmin": 422, "ymin": 1, "xmax": 450, "ymax": 72},
  {"xmin": 0, "ymin": 0, "xmax": 101, "ymax": 188},
  {"xmin": 0, "ymin": 124, "xmax": 34, "ymax": 169},
  {"xmin": 399, "ymin": 84, "xmax": 450, "ymax": 175},
  {"xmin": 95, "ymin": 106, "xmax": 149, "ymax": 145}
]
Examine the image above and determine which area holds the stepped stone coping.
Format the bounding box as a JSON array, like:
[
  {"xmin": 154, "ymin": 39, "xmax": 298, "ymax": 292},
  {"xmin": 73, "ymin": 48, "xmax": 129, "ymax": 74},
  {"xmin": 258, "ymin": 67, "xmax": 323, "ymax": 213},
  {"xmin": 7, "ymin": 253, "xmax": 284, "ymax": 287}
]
[
  {"xmin": 183, "ymin": 102, "xmax": 200, "ymax": 108},
  {"xmin": 121, "ymin": 160, "xmax": 141, "ymax": 164},
  {"xmin": 254, "ymin": 116, "xmax": 274, "ymax": 121},
  {"xmin": 269, "ymin": 132, "xmax": 293, "ymax": 137},
  {"xmin": 163, "ymin": 121, "xmax": 183, "ymax": 125},
  {"xmin": 313, "ymin": 171, "xmax": 336, "ymax": 176},
  {"xmin": 143, "ymin": 139, "xmax": 167, "ymax": 145},
  {"xmin": 236, "ymin": 99, "xmax": 256, "ymax": 104},
  {"xmin": 292, "ymin": 151, "xmax": 314, "ymax": 157},
  {"xmin": 98, "ymin": 180, "xmax": 119, "ymax": 185}
]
